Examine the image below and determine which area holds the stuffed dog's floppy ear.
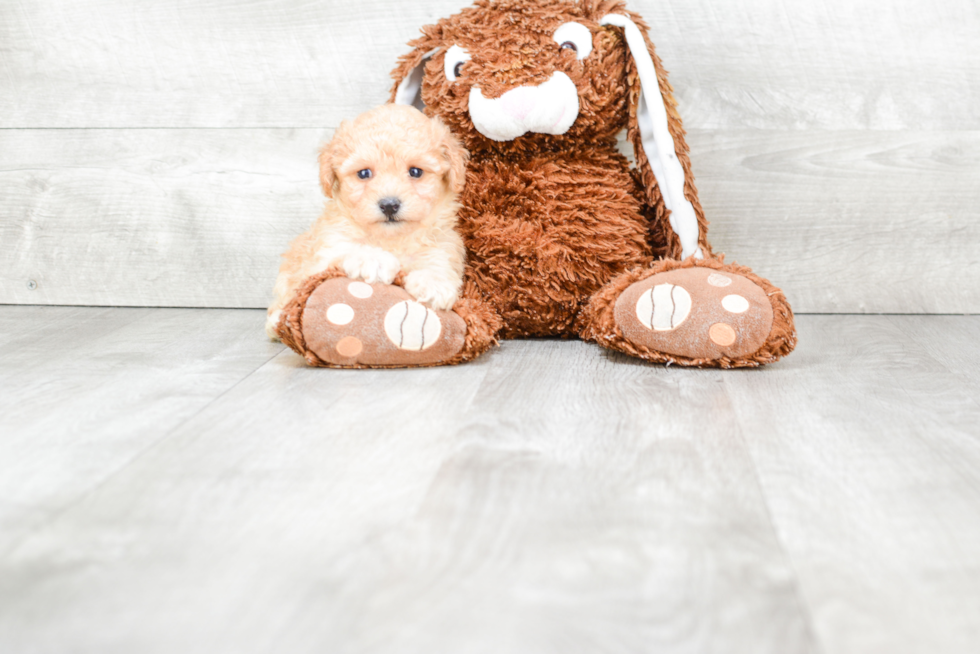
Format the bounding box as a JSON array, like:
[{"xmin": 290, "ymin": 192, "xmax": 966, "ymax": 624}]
[
  {"xmin": 389, "ymin": 26, "xmax": 443, "ymax": 111},
  {"xmin": 600, "ymin": 13, "xmax": 709, "ymax": 261}
]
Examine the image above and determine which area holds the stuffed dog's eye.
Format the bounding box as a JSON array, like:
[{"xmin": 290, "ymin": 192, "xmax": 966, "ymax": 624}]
[
  {"xmin": 409, "ymin": 167, "xmax": 424, "ymax": 178},
  {"xmin": 445, "ymin": 45, "xmax": 471, "ymax": 82},
  {"xmin": 357, "ymin": 169, "xmax": 372, "ymax": 180},
  {"xmin": 553, "ymin": 22, "xmax": 593, "ymax": 60}
]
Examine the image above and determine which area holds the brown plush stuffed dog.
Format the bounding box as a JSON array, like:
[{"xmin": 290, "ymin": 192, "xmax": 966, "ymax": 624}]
[{"xmin": 278, "ymin": 0, "xmax": 796, "ymax": 369}]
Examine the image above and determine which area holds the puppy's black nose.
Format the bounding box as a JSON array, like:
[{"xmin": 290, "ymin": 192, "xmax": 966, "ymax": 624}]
[{"xmin": 379, "ymin": 198, "xmax": 401, "ymax": 220}]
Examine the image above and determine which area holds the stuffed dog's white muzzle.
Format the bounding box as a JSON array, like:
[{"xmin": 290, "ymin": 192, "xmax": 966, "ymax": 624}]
[{"xmin": 468, "ymin": 72, "xmax": 579, "ymax": 142}]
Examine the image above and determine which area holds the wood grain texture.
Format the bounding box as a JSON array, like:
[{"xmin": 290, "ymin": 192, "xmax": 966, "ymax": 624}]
[
  {"xmin": 698, "ymin": 130, "xmax": 980, "ymax": 314},
  {"xmin": 2, "ymin": 128, "xmax": 978, "ymax": 313},
  {"xmin": 0, "ymin": 128, "xmax": 326, "ymax": 309},
  {"xmin": 725, "ymin": 315, "xmax": 980, "ymax": 654},
  {"xmin": 312, "ymin": 342, "xmax": 813, "ymax": 653},
  {"xmin": 0, "ymin": 307, "xmax": 816, "ymax": 654},
  {"xmin": 1, "ymin": 310, "xmax": 979, "ymax": 652},
  {"xmin": 0, "ymin": 306, "xmax": 283, "ymax": 556},
  {"xmin": 1, "ymin": 0, "xmax": 977, "ymax": 130}
]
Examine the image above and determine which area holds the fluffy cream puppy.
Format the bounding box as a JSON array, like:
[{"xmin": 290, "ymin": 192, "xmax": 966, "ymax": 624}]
[{"xmin": 267, "ymin": 105, "xmax": 469, "ymax": 340}]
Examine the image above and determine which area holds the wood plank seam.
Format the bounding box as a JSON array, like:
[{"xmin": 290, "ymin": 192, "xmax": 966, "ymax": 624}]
[
  {"xmin": 723, "ymin": 377, "xmax": 827, "ymax": 654},
  {"xmin": 0, "ymin": 345, "xmax": 287, "ymax": 560}
]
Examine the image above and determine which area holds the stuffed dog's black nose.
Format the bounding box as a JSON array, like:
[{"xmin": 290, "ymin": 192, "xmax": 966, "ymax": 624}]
[{"xmin": 379, "ymin": 198, "xmax": 401, "ymax": 220}]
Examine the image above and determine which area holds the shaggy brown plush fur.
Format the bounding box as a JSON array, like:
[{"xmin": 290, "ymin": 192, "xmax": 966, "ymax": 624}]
[
  {"xmin": 283, "ymin": 0, "xmax": 797, "ymax": 368},
  {"xmin": 386, "ymin": 0, "xmax": 795, "ymax": 366},
  {"xmin": 390, "ymin": 0, "xmax": 710, "ymax": 265}
]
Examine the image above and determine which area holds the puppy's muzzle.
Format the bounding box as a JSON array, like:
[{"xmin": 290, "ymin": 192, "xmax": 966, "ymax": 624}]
[{"xmin": 379, "ymin": 197, "xmax": 402, "ymax": 221}]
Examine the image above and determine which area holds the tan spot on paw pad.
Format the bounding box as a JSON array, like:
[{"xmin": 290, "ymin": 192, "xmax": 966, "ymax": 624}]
[
  {"xmin": 709, "ymin": 323, "xmax": 738, "ymax": 347},
  {"xmin": 336, "ymin": 336, "xmax": 363, "ymax": 357}
]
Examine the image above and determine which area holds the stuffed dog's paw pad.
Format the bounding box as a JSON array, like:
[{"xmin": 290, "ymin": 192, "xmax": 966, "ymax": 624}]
[
  {"xmin": 347, "ymin": 281, "xmax": 374, "ymax": 299},
  {"xmin": 326, "ymin": 303, "xmax": 355, "ymax": 325},
  {"xmin": 384, "ymin": 301, "xmax": 442, "ymax": 351},
  {"xmin": 709, "ymin": 323, "xmax": 738, "ymax": 347},
  {"xmin": 721, "ymin": 295, "xmax": 749, "ymax": 314},
  {"xmin": 635, "ymin": 283, "xmax": 691, "ymax": 331},
  {"xmin": 707, "ymin": 273, "xmax": 733, "ymax": 288},
  {"xmin": 615, "ymin": 267, "xmax": 774, "ymax": 361},
  {"xmin": 336, "ymin": 336, "xmax": 364, "ymax": 357}
]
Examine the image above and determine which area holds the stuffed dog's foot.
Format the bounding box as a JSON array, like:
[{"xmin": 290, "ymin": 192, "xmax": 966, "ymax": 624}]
[
  {"xmin": 581, "ymin": 259, "xmax": 797, "ymax": 368},
  {"xmin": 616, "ymin": 266, "xmax": 773, "ymax": 362},
  {"xmin": 278, "ymin": 275, "xmax": 469, "ymax": 367},
  {"xmin": 277, "ymin": 270, "xmax": 502, "ymax": 368},
  {"xmin": 301, "ymin": 278, "xmax": 465, "ymax": 367}
]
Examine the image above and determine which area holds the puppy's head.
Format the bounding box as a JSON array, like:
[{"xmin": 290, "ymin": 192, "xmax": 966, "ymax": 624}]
[{"xmin": 319, "ymin": 104, "xmax": 469, "ymax": 229}]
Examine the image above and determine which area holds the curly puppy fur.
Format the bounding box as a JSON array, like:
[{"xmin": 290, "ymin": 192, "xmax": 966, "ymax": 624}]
[
  {"xmin": 381, "ymin": 0, "xmax": 796, "ymax": 367},
  {"xmin": 267, "ymin": 104, "xmax": 469, "ymax": 339}
]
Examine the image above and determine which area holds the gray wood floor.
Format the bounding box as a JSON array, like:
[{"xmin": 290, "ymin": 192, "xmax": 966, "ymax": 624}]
[{"xmin": 1, "ymin": 307, "xmax": 978, "ymax": 654}]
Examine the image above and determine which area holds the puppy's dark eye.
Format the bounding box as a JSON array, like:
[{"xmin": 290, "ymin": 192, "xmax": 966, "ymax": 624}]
[
  {"xmin": 560, "ymin": 41, "xmax": 578, "ymax": 53},
  {"xmin": 409, "ymin": 167, "xmax": 424, "ymax": 179},
  {"xmin": 357, "ymin": 169, "xmax": 372, "ymax": 180},
  {"xmin": 453, "ymin": 62, "xmax": 465, "ymax": 78}
]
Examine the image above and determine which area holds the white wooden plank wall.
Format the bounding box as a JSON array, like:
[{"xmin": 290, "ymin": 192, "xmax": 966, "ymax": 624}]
[{"xmin": 1, "ymin": 0, "xmax": 978, "ymax": 312}]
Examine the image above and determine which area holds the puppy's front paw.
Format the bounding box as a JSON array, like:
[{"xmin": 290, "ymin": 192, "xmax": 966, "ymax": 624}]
[
  {"xmin": 343, "ymin": 247, "xmax": 401, "ymax": 284},
  {"xmin": 266, "ymin": 310, "xmax": 283, "ymax": 341},
  {"xmin": 404, "ymin": 270, "xmax": 460, "ymax": 311}
]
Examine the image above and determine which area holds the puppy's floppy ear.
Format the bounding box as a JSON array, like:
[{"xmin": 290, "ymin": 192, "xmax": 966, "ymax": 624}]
[
  {"xmin": 434, "ymin": 118, "xmax": 469, "ymax": 195},
  {"xmin": 600, "ymin": 11, "xmax": 710, "ymax": 261},
  {"xmin": 389, "ymin": 25, "xmax": 443, "ymax": 111},
  {"xmin": 318, "ymin": 122, "xmax": 349, "ymax": 199}
]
